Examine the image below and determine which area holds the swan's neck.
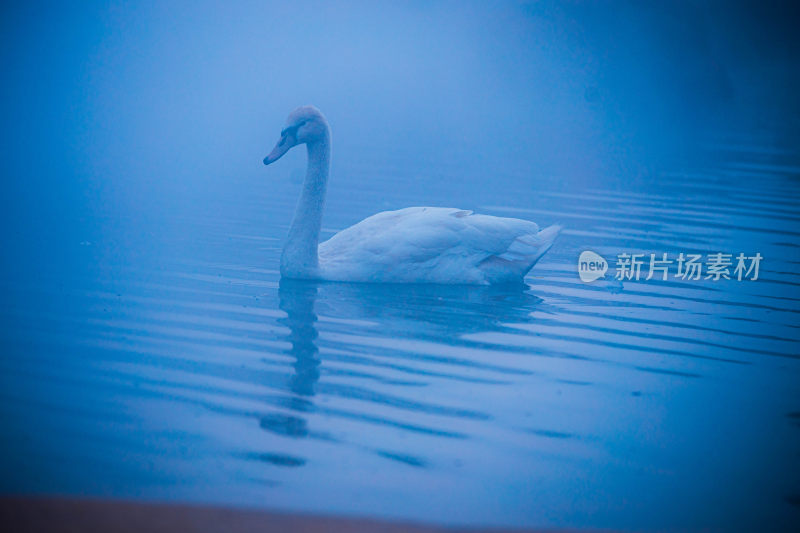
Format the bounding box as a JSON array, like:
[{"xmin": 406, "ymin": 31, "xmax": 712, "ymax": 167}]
[{"xmin": 281, "ymin": 135, "xmax": 330, "ymax": 277}]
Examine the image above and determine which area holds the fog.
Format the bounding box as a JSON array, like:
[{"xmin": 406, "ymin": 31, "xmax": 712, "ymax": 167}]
[
  {"xmin": 2, "ymin": 3, "xmax": 800, "ymax": 530},
  {"xmin": 2, "ymin": 1, "xmax": 798, "ymax": 282}
]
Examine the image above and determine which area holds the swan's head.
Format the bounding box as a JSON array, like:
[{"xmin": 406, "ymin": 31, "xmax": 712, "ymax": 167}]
[{"xmin": 263, "ymin": 105, "xmax": 329, "ymax": 165}]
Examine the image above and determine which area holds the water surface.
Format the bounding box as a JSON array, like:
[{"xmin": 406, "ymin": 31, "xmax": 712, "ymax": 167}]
[{"xmin": 2, "ymin": 132, "xmax": 800, "ymax": 532}]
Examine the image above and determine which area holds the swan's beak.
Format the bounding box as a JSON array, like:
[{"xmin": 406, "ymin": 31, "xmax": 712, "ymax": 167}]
[{"xmin": 263, "ymin": 137, "xmax": 291, "ymax": 165}]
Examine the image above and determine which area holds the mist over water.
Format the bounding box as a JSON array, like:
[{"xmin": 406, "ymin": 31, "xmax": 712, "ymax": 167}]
[
  {"xmin": 3, "ymin": 0, "xmax": 798, "ymax": 274},
  {"xmin": 2, "ymin": 2, "xmax": 800, "ymax": 531}
]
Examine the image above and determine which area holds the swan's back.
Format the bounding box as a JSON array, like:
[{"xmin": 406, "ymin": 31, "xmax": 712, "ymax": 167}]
[{"xmin": 318, "ymin": 207, "xmax": 560, "ymax": 284}]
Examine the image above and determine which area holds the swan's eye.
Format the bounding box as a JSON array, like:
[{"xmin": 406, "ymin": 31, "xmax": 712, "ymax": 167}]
[{"xmin": 280, "ymin": 121, "xmax": 306, "ymax": 139}]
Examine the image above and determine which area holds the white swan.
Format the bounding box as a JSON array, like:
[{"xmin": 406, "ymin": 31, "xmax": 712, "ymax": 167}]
[{"xmin": 263, "ymin": 106, "xmax": 560, "ymax": 285}]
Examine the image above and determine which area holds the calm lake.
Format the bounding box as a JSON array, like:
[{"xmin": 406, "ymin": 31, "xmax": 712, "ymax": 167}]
[
  {"xmin": 3, "ymin": 3, "xmax": 800, "ymax": 531},
  {"xmin": 2, "ymin": 128, "xmax": 799, "ymax": 532}
]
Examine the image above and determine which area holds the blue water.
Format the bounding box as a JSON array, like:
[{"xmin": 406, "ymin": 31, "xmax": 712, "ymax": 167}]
[
  {"xmin": 2, "ymin": 2, "xmax": 800, "ymax": 532},
  {"xmin": 2, "ymin": 132, "xmax": 799, "ymax": 532}
]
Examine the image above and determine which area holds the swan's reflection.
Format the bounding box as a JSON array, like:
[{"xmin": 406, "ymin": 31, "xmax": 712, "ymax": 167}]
[
  {"xmin": 259, "ymin": 280, "xmax": 322, "ymax": 439},
  {"xmin": 265, "ymin": 279, "xmax": 543, "ymax": 440},
  {"xmin": 312, "ymin": 281, "xmax": 543, "ymax": 336},
  {"xmin": 278, "ymin": 280, "xmax": 320, "ymax": 398}
]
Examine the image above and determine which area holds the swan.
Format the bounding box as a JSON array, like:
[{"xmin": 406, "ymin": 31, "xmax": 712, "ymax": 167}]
[{"xmin": 263, "ymin": 106, "xmax": 561, "ymax": 285}]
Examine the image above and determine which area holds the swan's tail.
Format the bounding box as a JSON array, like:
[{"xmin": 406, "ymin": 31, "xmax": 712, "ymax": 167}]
[
  {"xmin": 511, "ymin": 224, "xmax": 562, "ymax": 273},
  {"xmin": 532, "ymin": 224, "xmax": 562, "ymax": 260},
  {"xmin": 482, "ymin": 224, "xmax": 562, "ymax": 283}
]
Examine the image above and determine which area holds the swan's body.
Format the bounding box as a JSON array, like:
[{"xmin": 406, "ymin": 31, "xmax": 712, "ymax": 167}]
[
  {"xmin": 318, "ymin": 207, "xmax": 559, "ymax": 284},
  {"xmin": 264, "ymin": 106, "xmax": 560, "ymax": 285}
]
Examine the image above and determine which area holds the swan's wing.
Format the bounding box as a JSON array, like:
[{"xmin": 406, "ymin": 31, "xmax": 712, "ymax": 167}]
[{"xmin": 319, "ymin": 207, "xmax": 556, "ymax": 283}]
